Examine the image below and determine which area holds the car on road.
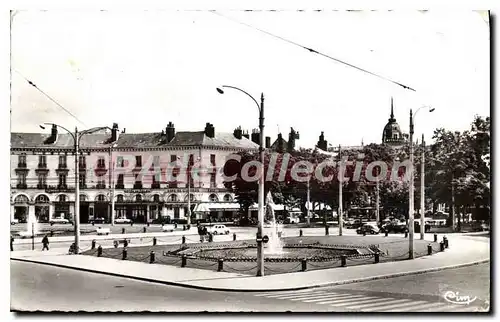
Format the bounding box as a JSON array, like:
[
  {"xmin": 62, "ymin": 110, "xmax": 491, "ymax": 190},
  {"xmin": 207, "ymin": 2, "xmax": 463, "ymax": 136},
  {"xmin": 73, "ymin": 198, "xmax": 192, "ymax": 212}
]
[
  {"xmin": 95, "ymin": 227, "xmax": 110, "ymax": 235},
  {"xmin": 210, "ymin": 224, "xmax": 230, "ymax": 235},
  {"xmin": 380, "ymin": 222, "xmax": 409, "ymax": 234},
  {"xmin": 114, "ymin": 218, "xmax": 132, "ymax": 224},
  {"xmin": 356, "ymin": 224, "xmax": 380, "ymax": 235},
  {"xmin": 161, "ymin": 224, "xmax": 176, "ymax": 232},
  {"xmin": 49, "ymin": 218, "xmax": 70, "ymax": 225},
  {"xmin": 11, "ymin": 218, "xmax": 19, "ymax": 225},
  {"xmin": 91, "ymin": 217, "xmax": 106, "ymax": 224}
]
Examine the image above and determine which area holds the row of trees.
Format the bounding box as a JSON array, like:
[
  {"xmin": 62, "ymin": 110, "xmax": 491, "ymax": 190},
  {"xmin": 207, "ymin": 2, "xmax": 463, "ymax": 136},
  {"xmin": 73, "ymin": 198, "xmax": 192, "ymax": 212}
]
[{"xmin": 223, "ymin": 115, "xmax": 490, "ymax": 227}]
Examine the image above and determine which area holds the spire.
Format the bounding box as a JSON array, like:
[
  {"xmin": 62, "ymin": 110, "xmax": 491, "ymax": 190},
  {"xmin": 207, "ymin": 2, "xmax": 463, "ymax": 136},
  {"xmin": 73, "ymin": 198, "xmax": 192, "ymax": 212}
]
[{"xmin": 389, "ymin": 97, "xmax": 396, "ymax": 122}]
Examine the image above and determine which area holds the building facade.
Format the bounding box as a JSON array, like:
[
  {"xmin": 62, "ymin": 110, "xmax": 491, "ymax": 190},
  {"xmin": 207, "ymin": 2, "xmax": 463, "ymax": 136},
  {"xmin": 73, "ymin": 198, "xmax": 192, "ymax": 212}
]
[{"xmin": 10, "ymin": 122, "xmax": 260, "ymax": 224}]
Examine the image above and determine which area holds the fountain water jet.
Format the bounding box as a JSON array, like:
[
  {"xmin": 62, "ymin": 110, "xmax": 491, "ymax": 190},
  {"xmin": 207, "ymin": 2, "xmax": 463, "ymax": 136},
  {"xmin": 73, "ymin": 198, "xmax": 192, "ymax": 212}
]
[
  {"xmin": 19, "ymin": 212, "xmax": 39, "ymax": 238},
  {"xmin": 264, "ymin": 192, "xmax": 284, "ymax": 255}
]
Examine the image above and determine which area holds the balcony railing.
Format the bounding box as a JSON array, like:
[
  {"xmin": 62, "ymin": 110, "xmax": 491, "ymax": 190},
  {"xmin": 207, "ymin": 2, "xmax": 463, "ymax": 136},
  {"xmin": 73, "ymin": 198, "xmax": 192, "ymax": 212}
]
[
  {"xmin": 133, "ymin": 182, "xmax": 143, "ymax": 189},
  {"xmin": 57, "ymin": 184, "xmax": 68, "ymax": 189},
  {"xmin": 151, "ymin": 183, "xmax": 161, "ymax": 189},
  {"xmin": 38, "ymin": 163, "xmax": 47, "ymax": 168},
  {"xmin": 16, "ymin": 183, "xmax": 27, "ymax": 189},
  {"xmin": 96, "ymin": 183, "xmax": 106, "ymax": 189},
  {"xmin": 58, "ymin": 163, "xmax": 68, "ymax": 169},
  {"xmin": 115, "ymin": 183, "xmax": 125, "ymax": 189},
  {"xmin": 17, "ymin": 162, "xmax": 27, "ymax": 168},
  {"xmin": 37, "ymin": 184, "xmax": 48, "ymax": 189}
]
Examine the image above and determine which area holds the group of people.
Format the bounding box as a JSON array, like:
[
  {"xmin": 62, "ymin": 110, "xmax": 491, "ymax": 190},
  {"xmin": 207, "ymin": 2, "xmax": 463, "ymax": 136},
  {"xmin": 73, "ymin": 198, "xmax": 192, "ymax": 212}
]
[{"xmin": 197, "ymin": 224, "xmax": 212, "ymax": 242}]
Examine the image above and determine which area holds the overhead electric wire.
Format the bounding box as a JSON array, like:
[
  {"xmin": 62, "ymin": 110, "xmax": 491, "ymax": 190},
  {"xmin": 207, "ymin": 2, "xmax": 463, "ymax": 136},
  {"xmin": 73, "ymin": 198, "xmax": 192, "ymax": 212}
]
[
  {"xmin": 211, "ymin": 11, "xmax": 416, "ymax": 92},
  {"xmin": 13, "ymin": 69, "xmax": 88, "ymax": 127}
]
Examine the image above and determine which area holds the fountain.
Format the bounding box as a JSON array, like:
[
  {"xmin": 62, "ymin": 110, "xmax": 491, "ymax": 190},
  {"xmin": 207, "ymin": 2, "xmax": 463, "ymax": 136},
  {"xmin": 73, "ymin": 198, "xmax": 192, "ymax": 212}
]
[
  {"xmin": 19, "ymin": 212, "xmax": 39, "ymax": 238},
  {"xmin": 264, "ymin": 191, "xmax": 284, "ymax": 255}
]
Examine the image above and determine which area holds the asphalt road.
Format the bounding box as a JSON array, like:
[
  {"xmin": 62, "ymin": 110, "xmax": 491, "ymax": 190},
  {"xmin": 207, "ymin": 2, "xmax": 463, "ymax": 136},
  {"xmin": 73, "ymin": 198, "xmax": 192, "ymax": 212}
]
[{"xmin": 11, "ymin": 260, "xmax": 490, "ymax": 312}]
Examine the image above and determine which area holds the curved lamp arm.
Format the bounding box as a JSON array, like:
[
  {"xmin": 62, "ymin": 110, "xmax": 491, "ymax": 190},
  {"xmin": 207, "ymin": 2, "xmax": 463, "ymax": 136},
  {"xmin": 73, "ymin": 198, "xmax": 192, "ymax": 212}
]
[
  {"xmin": 79, "ymin": 126, "xmax": 112, "ymax": 139},
  {"xmin": 218, "ymin": 85, "xmax": 261, "ymax": 112},
  {"xmin": 413, "ymin": 105, "xmax": 434, "ymax": 120},
  {"xmin": 41, "ymin": 122, "xmax": 75, "ymax": 141}
]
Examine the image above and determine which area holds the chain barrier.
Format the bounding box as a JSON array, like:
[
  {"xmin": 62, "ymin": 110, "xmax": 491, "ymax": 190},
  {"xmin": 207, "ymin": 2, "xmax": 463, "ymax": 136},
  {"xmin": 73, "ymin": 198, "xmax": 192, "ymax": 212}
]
[
  {"xmin": 264, "ymin": 262, "xmax": 302, "ymax": 273},
  {"xmin": 346, "ymin": 255, "xmax": 374, "ymax": 262},
  {"xmin": 155, "ymin": 256, "xmax": 183, "ymax": 265},
  {"xmin": 127, "ymin": 254, "xmax": 152, "ymax": 262},
  {"xmin": 383, "ymin": 251, "xmax": 410, "ymax": 259},
  {"xmin": 307, "ymin": 259, "xmax": 341, "ymax": 268},
  {"xmin": 157, "ymin": 238, "xmax": 183, "ymax": 244},
  {"xmin": 188, "ymin": 259, "xmax": 219, "ymax": 268},
  {"xmin": 223, "ymin": 263, "xmax": 258, "ymax": 272}
]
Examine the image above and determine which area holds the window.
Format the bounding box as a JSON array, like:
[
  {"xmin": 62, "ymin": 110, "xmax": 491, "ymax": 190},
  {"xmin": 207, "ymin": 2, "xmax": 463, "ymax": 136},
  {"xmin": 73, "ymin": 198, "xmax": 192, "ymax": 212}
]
[
  {"xmin": 188, "ymin": 155, "xmax": 194, "ymax": 186},
  {"xmin": 80, "ymin": 194, "xmax": 87, "ymax": 202},
  {"xmin": 79, "ymin": 155, "xmax": 86, "ymax": 168},
  {"xmin": 38, "ymin": 173, "xmax": 47, "ymax": 188},
  {"xmin": 117, "ymin": 195, "xmax": 124, "ymax": 202},
  {"xmin": 134, "ymin": 174, "xmax": 142, "ymax": 188},
  {"xmin": 18, "ymin": 154, "xmax": 26, "ymax": 167},
  {"xmin": 210, "ymin": 154, "xmax": 216, "ymax": 166},
  {"xmin": 223, "ymin": 194, "xmax": 232, "ymax": 202},
  {"xmin": 170, "ymin": 154, "xmax": 177, "ymax": 162},
  {"xmin": 135, "ymin": 155, "xmax": 142, "ymax": 167},
  {"xmin": 16, "ymin": 173, "xmax": 27, "ymax": 188},
  {"xmin": 15, "ymin": 195, "xmax": 29, "ymax": 204},
  {"xmin": 153, "ymin": 155, "xmax": 160, "ymax": 167},
  {"xmin": 58, "ymin": 173, "xmax": 67, "ymax": 187},
  {"xmin": 97, "ymin": 157, "xmax": 106, "ymax": 168},
  {"xmin": 210, "ymin": 173, "xmax": 216, "ymax": 188},
  {"xmin": 153, "ymin": 194, "xmax": 160, "ymax": 203},
  {"xmin": 97, "ymin": 179, "xmax": 106, "ymax": 189},
  {"xmin": 116, "ymin": 174, "xmax": 124, "ymax": 188},
  {"xmin": 79, "ymin": 173, "xmax": 86, "ymax": 188},
  {"xmin": 38, "ymin": 155, "xmax": 47, "ymax": 167},
  {"xmin": 167, "ymin": 194, "xmax": 178, "ymax": 202},
  {"xmin": 35, "ymin": 195, "xmax": 49, "ymax": 203},
  {"xmin": 135, "ymin": 194, "xmax": 142, "ymax": 202},
  {"xmin": 209, "ymin": 194, "xmax": 219, "ymax": 202},
  {"xmin": 58, "ymin": 195, "xmax": 67, "ymax": 202},
  {"xmin": 96, "ymin": 195, "xmax": 106, "ymax": 202},
  {"xmin": 393, "ymin": 134, "xmax": 398, "ymax": 139},
  {"xmin": 117, "ymin": 156, "xmax": 124, "ymax": 167},
  {"xmin": 59, "ymin": 155, "xmax": 67, "ymax": 168}
]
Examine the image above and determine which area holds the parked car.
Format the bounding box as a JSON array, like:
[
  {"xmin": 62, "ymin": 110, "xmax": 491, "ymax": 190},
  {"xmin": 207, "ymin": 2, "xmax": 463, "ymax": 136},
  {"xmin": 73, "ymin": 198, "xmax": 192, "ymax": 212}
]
[
  {"xmin": 11, "ymin": 218, "xmax": 19, "ymax": 225},
  {"xmin": 91, "ymin": 217, "xmax": 106, "ymax": 224},
  {"xmin": 347, "ymin": 219, "xmax": 363, "ymax": 229},
  {"xmin": 210, "ymin": 224, "xmax": 230, "ymax": 235},
  {"xmin": 356, "ymin": 224, "xmax": 380, "ymax": 235},
  {"xmin": 50, "ymin": 218, "xmax": 70, "ymax": 225},
  {"xmin": 381, "ymin": 222, "xmax": 408, "ymax": 234},
  {"xmin": 114, "ymin": 217, "xmax": 132, "ymax": 224},
  {"xmin": 96, "ymin": 227, "xmax": 110, "ymax": 235},
  {"xmin": 161, "ymin": 224, "xmax": 176, "ymax": 232},
  {"xmin": 472, "ymin": 221, "xmax": 490, "ymax": 232}
]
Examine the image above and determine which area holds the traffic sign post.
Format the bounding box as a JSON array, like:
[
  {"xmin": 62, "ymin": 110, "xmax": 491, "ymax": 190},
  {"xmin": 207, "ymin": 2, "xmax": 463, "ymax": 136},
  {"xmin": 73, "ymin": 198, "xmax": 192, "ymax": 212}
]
[{"xmin": 262, "ymin": 235, "xmax": 269, "ymax": 244}]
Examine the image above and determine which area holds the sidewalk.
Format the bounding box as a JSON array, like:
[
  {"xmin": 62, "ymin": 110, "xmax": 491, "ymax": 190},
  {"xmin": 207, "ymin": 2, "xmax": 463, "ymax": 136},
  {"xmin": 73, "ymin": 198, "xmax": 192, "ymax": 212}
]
[{"xmin": 10, "ymin": 234, "xmax": 489, "ymax": 292}]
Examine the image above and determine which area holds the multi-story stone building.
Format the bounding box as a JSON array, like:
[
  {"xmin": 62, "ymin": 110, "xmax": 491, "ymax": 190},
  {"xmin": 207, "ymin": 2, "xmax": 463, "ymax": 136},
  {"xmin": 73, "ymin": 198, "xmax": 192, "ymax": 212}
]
[{"xmin": 10, "ymin": 122, "xmax": 261, "ymax": 224}]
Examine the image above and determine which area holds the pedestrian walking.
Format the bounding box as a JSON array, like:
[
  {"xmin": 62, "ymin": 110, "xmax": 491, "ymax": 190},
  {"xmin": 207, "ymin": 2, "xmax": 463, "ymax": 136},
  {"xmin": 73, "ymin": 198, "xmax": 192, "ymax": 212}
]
[
  {"xmin": 42, "ymin": 235, "xmax": 49, "ymax": 251},
  {"xmin": 10, "ymin": 235, "xmax": 14, "ymax": 252}
]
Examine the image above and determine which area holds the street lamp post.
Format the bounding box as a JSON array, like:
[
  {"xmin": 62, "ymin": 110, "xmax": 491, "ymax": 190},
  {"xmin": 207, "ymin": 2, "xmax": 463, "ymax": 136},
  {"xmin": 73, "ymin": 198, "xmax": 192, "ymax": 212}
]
[
  {"xmin": 109, "ymin": 144, "xmax": 117, "ymax": 226},
  {"xmin": 408, "ymin": 105, "xmax": 434, "ymax": 255},
  {"xmin": 217, "ymin": 85, "xmax": 265, "ymax": 277},
  {"xmin": 338, "ymin": 145, "xmax": 343, "ymax": 237},
  {"xmin": 306, "ymin": 177, "xmax": 311, "ymax": 226},
  {"xmin": 420, "ymin": 134, "xmax": 425, "ymax": 239},
  {"xmin": 40, "ymin": 123, "xmax": 111, "ymax": 254}
]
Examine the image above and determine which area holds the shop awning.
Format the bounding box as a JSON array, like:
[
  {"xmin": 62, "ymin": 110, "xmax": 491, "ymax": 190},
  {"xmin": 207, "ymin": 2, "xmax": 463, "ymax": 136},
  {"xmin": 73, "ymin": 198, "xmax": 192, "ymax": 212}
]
[{"xmin": 193, "ymin": 202, "xmax": 259, "ymax": 213}]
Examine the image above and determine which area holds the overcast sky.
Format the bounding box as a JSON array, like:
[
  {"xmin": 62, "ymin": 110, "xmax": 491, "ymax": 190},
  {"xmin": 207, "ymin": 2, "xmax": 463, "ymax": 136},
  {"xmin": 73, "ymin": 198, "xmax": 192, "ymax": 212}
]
[{"xmin": 10, "ymin": 10, "xmax": 489, "ymax": 147}]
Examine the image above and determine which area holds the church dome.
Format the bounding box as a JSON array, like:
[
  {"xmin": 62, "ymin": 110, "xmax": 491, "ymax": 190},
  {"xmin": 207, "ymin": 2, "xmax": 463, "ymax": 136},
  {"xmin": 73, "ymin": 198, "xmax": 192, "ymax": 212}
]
[{"xmin": 382, "ymin": 98, "xmax": 406, "ymax": 146}]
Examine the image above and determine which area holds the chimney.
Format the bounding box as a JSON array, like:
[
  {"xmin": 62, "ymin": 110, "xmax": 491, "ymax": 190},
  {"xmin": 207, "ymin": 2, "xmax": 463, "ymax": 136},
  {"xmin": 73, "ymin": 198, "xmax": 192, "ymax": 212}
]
[
  {"xmin": 251, "ymin": 129, "xmax": 260, "ymax": 146},
  {"xmin": 45, "ymin": 124, "xmax": 58, "ymax": 144},
  {"xmin": 121, "ymin": 128, "xmax": 126, "ymax": 134},
  {"xmin": 233, "ymin": 126, "xmax": 243, "ymax": 140},
  {"xmin": 317, "ymin": 131, "xmax": 327, "ymax": 151},
  {"xmin": 204, "ymin": 122, "xmax": 215, "ymax": 138},
  {"xmin": 277, "ymin": 133, "xmax": 284, "ymax": 152},
  {"xmin": 265, "ymin": 136, "xmax": 271, "ymax": 148},
  {"xmin": 287, "ymin": 127, "xmax": 299, "ymax": 152},
  {"xmin": 243, "ymin": 130, "xmax": 250, "ymax": 139},
  {"xmin": 166, "ymin": 122, "xmax": 175, "ymax": 142},
  {"xmin": 111, "ymin": 123, "xmax": 119, "ymax": 142}
]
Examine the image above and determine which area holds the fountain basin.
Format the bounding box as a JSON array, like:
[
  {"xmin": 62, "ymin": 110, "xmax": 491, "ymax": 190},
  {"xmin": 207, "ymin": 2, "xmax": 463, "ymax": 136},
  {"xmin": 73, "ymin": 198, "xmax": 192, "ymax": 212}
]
[{"xmin": 18, "ymin": 231, "xmax": 38, "ymax": 238}]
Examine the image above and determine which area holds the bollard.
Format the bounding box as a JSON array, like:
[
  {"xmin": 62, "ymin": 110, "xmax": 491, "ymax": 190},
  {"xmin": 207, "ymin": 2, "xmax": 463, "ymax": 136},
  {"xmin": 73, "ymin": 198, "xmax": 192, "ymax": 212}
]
[
  {"xmin": 363, "ymin": 231, "xmax": 366, "ymax": 236},
  {"xmin": 299, "ymin": 229, "xmax": 303, "ymax": 237},
  {"xmin": 374, "ymin": 252, "xmax": 380, "ymax": 264},
  {"xmin": 10, "ymin": 237, "xmax": 13, "ymax": 252},
  {"xmin": 150, "ymin": 251, "xmax": 155, "ymax": 264},
  {"xmin": 183, "ymin": 225, "xmax": 186, "ymax": 231},
  {"xmin": 218, "ymin": 259, "xmax": 224, "ymax": 272},
  {"xmin": 341, "ymin": 255, "xmax": 347, "ymax": 267},
  {"xmin": 162, "ymin": 223, "xmax": 164, "ymax": 227},
  {"xmin": 124, "ymin": 239, "xmax": 128, "ymax": 248},
  {"xmin": 122, "ymin": 248, "xmax": 127, "ymax": 260},
  {"xmin": 153, "ymin": 237, "xmax": 157, "ymax": 246},
  {"xmin": 91, "ymin": 239, "xmax": 96, "ymax": 249},
  {"xmin": 427, "ymin": 244, "xmax": 433, "ymax": 255},
  {"xmin": 92, "ymin": 222, "xmax": 95, "ymax": 226},
  {"xmin": 143, "ymin": 226, "xmax": 147, "ymax": 233},
  {"xmin": 122, "ymin": 228, "xmax": 125, "ymax": 234},
  {"xmin": 444, "ymin": 237, "xmax": 449, "ymax": 249},
  {"xmin": 130, "ymin": 222, "xmax": 133, "ymax": 227},
  {"xmin": 114, "ymin": 240, "xmax": 118, "ymax": 248},
  {"xmin": 440, "ymin": 241, "xmax": 445, "ymax": 252},
  {"xmin": 434, "ymin": 233, "xmax": 438, "ymax": 243},
  {"xmin": 233, "ymin": 233, "xmax": 237, "ymax": 241},
  {"xmin": 97, "ymin": 245, "xmax": 102, "ymax": 257},
  {"xmin": 301, "ymin": 258, "xmax": 307, "ymax": 272},
  {"xmin": 209, "ymin": 234, "xmax": 213, "ymax": 243},
  {"xmin": 181, "ymin": 255, "xmax": 187, "ymax": 267},
  {"xmin": 404, "ymin": 231, "xmax": 408, "ymax": 238},
  {"xmin": 147, "ymin": 222, "xmax": 150, "ymax": 227},
  {"xmin": 50, "ymin": 230, "xmax": 54, "ymax": 237},
  {"xmin": 182, "ymin": 236, "xmax": 186, "ymax": 244},
  {"xmin": 385, "ymin": 230, "xmax": 389, "ymax": 237},
  {"xmin": 325, "ymin": 226, "xmax": 329, "ymax": 236}
]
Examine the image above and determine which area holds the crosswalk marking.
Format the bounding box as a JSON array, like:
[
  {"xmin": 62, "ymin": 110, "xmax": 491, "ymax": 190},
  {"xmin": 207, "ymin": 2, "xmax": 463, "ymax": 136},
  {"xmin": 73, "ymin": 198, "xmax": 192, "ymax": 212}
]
[
  {"xmin": 319, "ymin": 295, "xmax": 377, "ymax": 305},
  {"xmin": 352, "ymin": 299, "xmax": 411, "ymax": 310},
  {"xmin": 298, "ymin": 294, "xmax": 365, "ymax": 303},
  {"xmin": 261, "ymin": 291, "xmax": 327, "ymax": 299},
  {"xmin": 288, "ymin": 293, "xmax": 345, "ymax": 301},
  {"xmin": 254, "ymin": 289, "xmax": 322, "ymax": 297},
  {"xmin": 303, "ymin": 294, "xmax": 363, "ymax": 303},
  {"xmin": 327, "ymin": 297, "xmax": 387, "ymax": 307},
  {"xmin": 272, "ymin": 291, "xmax": 329, "ymax": 300}
]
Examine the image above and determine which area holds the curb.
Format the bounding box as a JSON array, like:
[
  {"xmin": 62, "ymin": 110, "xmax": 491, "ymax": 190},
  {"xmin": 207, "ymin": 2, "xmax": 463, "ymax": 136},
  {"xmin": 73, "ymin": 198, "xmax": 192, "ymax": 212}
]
[{"xmin": 10, "ymin": 256, "xmax": 490, "ymax": 293}]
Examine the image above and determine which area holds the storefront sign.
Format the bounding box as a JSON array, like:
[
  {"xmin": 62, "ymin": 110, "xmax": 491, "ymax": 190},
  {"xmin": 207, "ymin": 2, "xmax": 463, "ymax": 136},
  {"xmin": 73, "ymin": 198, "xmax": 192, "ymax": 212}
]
[{"xmin": 45, "ymin": 188, "xmax": 76, "ymax": 193}]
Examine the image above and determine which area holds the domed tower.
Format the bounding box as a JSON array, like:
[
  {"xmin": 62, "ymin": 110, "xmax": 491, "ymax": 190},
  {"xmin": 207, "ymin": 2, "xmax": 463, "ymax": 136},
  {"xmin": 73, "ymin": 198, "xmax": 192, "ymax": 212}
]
[{"xmin": 382, "ymin": 97, "xmax": 406, "ymax": 146}]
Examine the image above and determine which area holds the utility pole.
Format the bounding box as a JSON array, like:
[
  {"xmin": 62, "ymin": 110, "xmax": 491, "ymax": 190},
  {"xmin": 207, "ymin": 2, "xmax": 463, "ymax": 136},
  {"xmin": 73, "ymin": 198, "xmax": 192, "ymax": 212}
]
[
  {"xmin": 257, "ymin": 93, "xmax": 265, "ymax": 276},
  {"xmin": 338, "ymin": 145, "xmax": 343, "ymax": 237},
  {"xmin": 306, "ymin": 177, "xmax": 311, "ymax": 226},
  {"xmin": 420, "ymin": 134, "xmax": 425, "ymax": 239},
  {"xmin": 376, "ymin": 172, "xmax": 380, "ymax": 224},
  {"xmin": 74, "ymin": 127, "xmax": 80, "ymax": 254},
  {"xmin": 109, "ymin": 146, "xmax": 115, "ymax": 226},
  {"xmin": 408, "ymin": 110, "xmax": 414, "ymax": 259}
]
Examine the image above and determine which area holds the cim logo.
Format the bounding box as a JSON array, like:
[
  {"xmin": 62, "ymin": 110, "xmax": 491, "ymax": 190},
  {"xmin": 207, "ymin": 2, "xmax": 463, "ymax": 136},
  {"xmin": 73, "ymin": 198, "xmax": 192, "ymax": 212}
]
[{"xmin": 443, "ymin": 291, "xmax": 477, "ymax": 305}]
